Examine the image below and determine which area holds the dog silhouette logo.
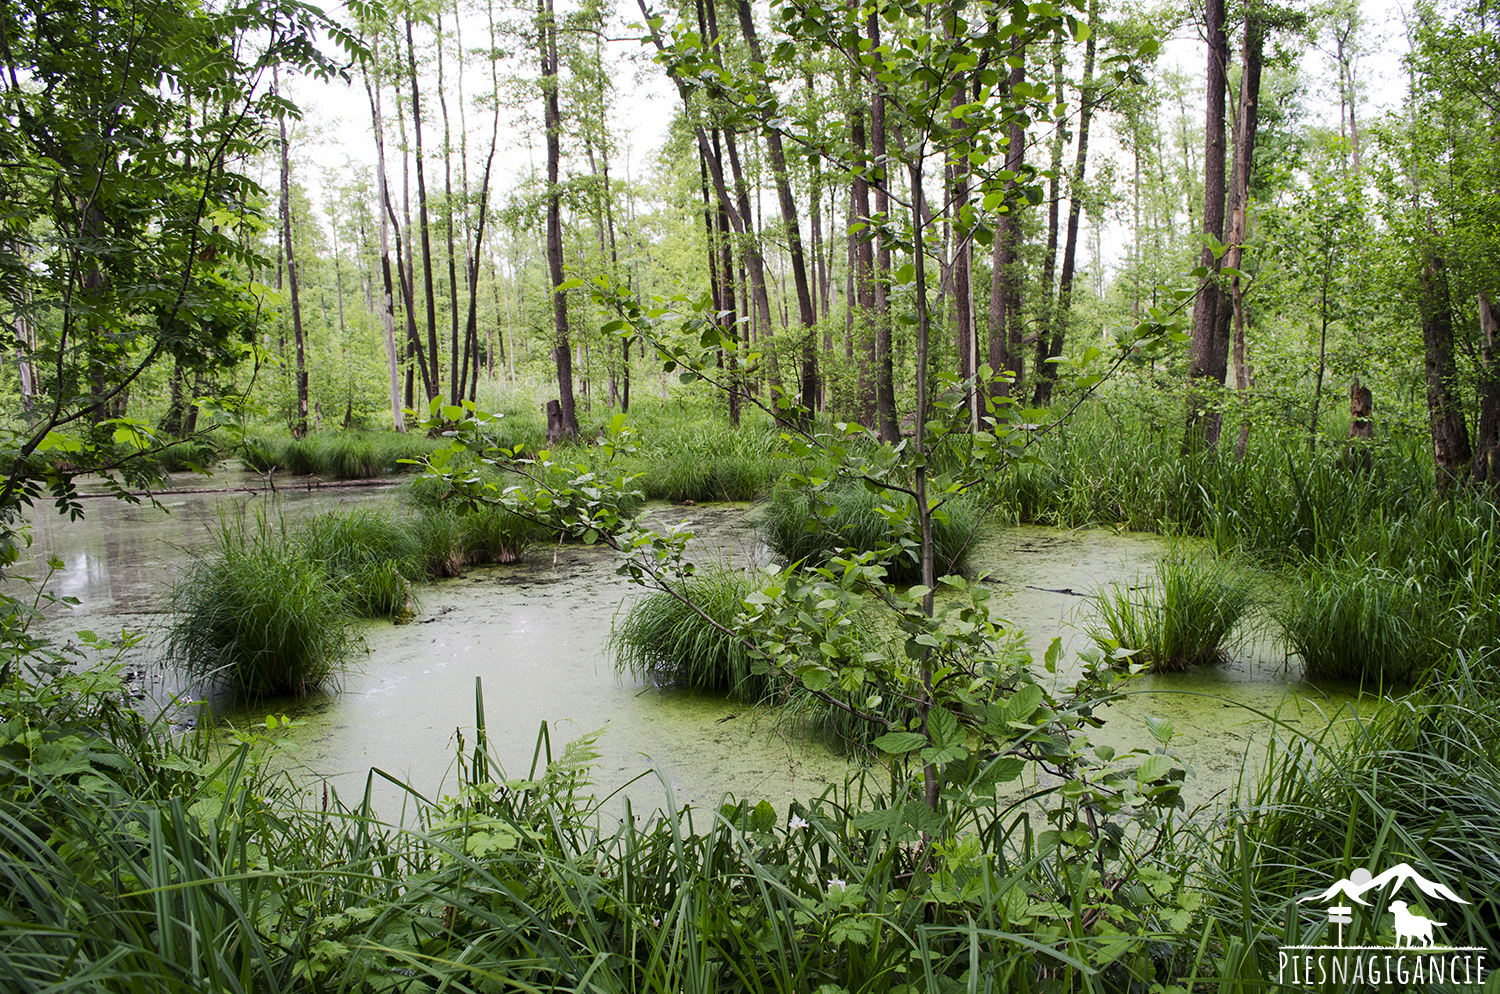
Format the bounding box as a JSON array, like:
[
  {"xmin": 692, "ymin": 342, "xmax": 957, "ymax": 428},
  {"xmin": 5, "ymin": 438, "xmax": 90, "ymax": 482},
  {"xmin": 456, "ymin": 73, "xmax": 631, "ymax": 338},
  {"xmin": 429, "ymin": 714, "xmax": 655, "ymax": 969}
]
[
  {"xmin": 1278, "ymin": 861, "xmax": 1488, "ymax": 987},
  {"xmin": 1390, "ymin": 900, "xmax": 1446, "ymax": 948}
]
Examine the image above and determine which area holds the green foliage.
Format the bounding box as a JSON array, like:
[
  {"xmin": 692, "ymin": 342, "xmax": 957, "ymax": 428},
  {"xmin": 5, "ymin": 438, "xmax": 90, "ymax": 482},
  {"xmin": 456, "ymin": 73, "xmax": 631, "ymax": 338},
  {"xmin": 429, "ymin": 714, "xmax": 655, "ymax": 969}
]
[
  {"xmin": 758, "ymin": 481, "xmax": 981, "ymax": 583},
  {"xmin": 1200, "ymin": 665, "xmax": 1500, "ymax": 984},
  {"xmin": 166, "ymin": 514, "xmax": 361, "ymax": 697},
  {"xmin": 1089, "ymin": 548, "xmax": 1252, "ymax": 672},
  {"xmin": 295, "ymin": 507, "xmax": 422, "ymax": 618},
  {"xmin": 1277, "ymin": 559, "xmax": 1440, "ymax": 684}
]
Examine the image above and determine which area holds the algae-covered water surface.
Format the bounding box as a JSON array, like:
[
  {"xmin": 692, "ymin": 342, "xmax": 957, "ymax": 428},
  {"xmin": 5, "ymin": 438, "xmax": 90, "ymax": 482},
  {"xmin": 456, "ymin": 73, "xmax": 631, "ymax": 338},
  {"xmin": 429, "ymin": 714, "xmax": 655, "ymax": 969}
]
[{"xmin": 13, "ymin": 473, "xmax": 1369, "ymax": 818}]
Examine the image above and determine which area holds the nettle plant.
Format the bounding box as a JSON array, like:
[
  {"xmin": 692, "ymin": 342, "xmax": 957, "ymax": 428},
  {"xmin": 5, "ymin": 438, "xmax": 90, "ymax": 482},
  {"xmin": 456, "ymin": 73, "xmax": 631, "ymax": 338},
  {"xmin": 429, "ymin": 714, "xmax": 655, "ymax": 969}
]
[{"xmin": 419, "ymin": 274, "xmax": 1202, "ymax": 889}]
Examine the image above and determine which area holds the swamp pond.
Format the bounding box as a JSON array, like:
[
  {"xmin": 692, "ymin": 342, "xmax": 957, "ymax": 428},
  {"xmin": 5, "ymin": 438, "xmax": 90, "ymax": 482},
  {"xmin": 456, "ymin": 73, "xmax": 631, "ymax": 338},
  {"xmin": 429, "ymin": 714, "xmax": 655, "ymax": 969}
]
[{"xmin": 13, "ymin": 471, "xmax": 1371, "ymax": 819}]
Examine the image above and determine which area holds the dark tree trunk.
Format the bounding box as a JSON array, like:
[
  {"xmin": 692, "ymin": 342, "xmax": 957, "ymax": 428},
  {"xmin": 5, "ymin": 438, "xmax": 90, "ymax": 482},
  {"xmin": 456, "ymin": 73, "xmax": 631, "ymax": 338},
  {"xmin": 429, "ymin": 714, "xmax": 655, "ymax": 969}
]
[
  {"xmin": 870, "ymin": 9, "xmax": 896, "ymax": 442},
  {"xmin": 1185, "ymin": 0, "xmax": 1231, "ymax": 449},
  {"xmin": 540, "ymin": 0, "xmax": 578, "ymax": 440},
  {"xmin": 277, "ymin": 78, "xmax": 309, "ymax": 438},
  {"xmin": 1475, "ymin": 291, "xmax": 1500, "ymax": 487},
  {"xmin": 407, "ymin": 17, "xmax": 442, "ymax": 404},
  {"xmin": 1035, "ymin": 0, "xmax": 1097, "ymax": 407},
  {"xmin": 988, "ymin": 40, "xmax": 1026, "ymax": 404},
  {"xmin": 850, "ymin": 96, "xmax": 876, "ymax": 428},
  {"xmin": 1419, "ymin": 250, "xmax": 1472, "ymax": 490}
]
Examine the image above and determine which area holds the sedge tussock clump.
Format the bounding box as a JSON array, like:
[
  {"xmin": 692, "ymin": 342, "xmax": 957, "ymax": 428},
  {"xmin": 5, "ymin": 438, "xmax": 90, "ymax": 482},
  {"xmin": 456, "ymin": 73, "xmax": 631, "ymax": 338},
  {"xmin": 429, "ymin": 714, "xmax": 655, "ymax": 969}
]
[
  {"xmin": 1089, "ymin": 548, "xmax": 1251, "ymax": 671},
  {"xmin": 167, "ymin": 515, "xmax": 360, "ymax": 697}
]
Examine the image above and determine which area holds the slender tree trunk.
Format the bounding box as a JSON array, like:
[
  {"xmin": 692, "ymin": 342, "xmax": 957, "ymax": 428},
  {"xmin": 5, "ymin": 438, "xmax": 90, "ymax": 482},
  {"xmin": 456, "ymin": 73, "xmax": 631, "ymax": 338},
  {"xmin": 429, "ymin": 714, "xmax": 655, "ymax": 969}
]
[
  {"xmin": 436, "ymin": 11, "xmax": 462, "ymax": 406},
  {"xmin": 906, "ymin": 151, "xmax": 939, "ymax": 818},
  {"xmin": 1474, "ymin": 292, "xmax": 1500, "ymax": 487},
  {"xmin": 988, "ymin": 39, "xmax": 1027, "ymax": 404},
  {"xmin": 1418, "ymin": 249, "xmax": 1472, "ymax": 490},
  {"xmin": 408, "ymin": 16, "xmax": 441, "ymax": 403},
  {"xmin": 735, "ymin": 0, "xmax": 818, "ymax": 421},
  {"xmin": 1227, "ymin": 0, "xmax": 1262, "ymax": 455},
  {"xmin": 277, "ymin": 74, "xmax": 309, "ymax": 438},
  {"xmin": 870, "ymin": 9, "xmax": 897, "ymax": 442},
  {"xmin": 1035, "ymin": 0, "xmax": 1097, "ymax": 407},
  {"xmin": 1185, "ymin": 0, "xmax": 1231, "ymax": 450},
  {"xmin": 850, "ymin": 95, "xmax": 876, "ymax": 427},
  {"xmin": 540, "ymin": 0, "xmax": 578, "ymax": 440}
]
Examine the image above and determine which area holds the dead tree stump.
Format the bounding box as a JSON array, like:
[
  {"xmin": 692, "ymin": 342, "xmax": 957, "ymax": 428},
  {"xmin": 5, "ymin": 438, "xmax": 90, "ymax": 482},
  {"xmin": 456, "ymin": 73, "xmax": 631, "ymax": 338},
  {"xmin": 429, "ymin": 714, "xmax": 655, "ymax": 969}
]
[{"xmin": 545, "ymin": 399, "xmax": 565, "ymax": 444}]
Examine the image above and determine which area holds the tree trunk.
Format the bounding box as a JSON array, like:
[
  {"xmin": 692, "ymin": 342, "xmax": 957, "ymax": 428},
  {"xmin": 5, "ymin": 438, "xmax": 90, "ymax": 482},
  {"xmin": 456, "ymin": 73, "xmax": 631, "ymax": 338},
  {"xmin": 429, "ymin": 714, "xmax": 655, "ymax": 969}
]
[
  {"xmin": 1034, "ymin": 1, "xmax": 1097, "ymax": 407},
  {"xmin": 437, "ymin": 11, "xmax": 462, "ymax": 407},
  {"xmin": 276, "ymin": 74, "xmax": 309, "ymax": 438},
  {"xmin": 407, "ymin": 16, "xmax": 441, "ymax": 404},
  {"xmin": 988, "ymin": 39, "xmax": 1027, "ymax": 404},
  {"xmin": 1228, "ymin": 1, "xmax": 1263, "ymax": 455},
  {"xmin": 870, "ymin": 9, "xmax": 897, "ymax": 442},
  {"xmin": 540, "ymin": 0, "xmax": 579, "ymax": 440},
  {"xmin": 1418, "ymin": 249, "xmax": 1472, "ymax": 490},
  {"xmin": 1475, "ymin": 291, "xmax": 1500, "ymax": 487},
  {"xmin": 735, "ymin": 0, "xmax": 818, "ymax": 421},
  {"xmin": 1185, "ymin": 0, "xmax": 1231, "ymax": 450}
]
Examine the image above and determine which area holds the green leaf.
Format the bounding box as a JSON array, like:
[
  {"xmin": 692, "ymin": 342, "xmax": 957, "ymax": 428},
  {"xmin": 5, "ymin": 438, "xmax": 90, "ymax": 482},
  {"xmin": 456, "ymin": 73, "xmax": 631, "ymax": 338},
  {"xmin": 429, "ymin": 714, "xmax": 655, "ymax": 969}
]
[
  {"xmin": 872, "ymin": 731, "xmax": 927, "ymax": 755},
  {"xmin": 1137, "ymin": 754, "xmax": 1173, "ymax": 783}
]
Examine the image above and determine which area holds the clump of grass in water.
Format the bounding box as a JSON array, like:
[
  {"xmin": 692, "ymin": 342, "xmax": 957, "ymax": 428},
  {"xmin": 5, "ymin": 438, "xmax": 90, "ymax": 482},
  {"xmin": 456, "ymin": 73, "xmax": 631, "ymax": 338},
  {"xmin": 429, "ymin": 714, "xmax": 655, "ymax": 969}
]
[
  {"xmin": 758, "ymin": 481, "xmax": 980, "ymax": 583},
  {"xmin": 459, "ymin": 504, "xmax": 543, "ymax": 564},
  {"xmin": 321, "ymin": 432, "xmax": 382, "ymax": 479},
  {"xmin": 1089, "ymin": 548, "xmax": 1251, "ymax": 671},
  {"xmin": 413, "ymin": 508, "xmax": 466, "ymax": 577},
  {"xmin": 295, "ymin": 507, "xmax": 423, "ymax": 618},
  {"xmin": 611, "ymin": 568, "xmax": 763, "ymax": 699},
  {"xmin": 1277, "ymin": 559, "xmax": 1440, "ymax": 683},
  {"xmin": 167, "ymin": 513, "xmax": 361, "ymax": 697}
]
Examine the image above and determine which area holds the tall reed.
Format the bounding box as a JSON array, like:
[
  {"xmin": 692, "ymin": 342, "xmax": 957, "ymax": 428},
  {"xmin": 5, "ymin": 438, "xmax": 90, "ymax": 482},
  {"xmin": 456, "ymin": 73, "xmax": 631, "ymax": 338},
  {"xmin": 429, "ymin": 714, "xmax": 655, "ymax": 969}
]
[{"xmin": 1089, "ymin": 548, "xmax": 1252, "ymax": 671}]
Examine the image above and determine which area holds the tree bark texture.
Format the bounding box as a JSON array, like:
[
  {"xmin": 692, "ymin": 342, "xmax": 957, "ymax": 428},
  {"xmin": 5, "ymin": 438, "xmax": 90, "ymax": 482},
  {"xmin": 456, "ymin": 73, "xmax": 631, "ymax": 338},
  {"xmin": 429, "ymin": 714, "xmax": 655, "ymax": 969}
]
[
  {"xmin": 1475, "ymin": 291, "xmax": 1500, "ymax": 486},
  {"xmin": 540, "ymin": 0, "xmax": 579, "ymax": 440},
  {"xmin": 1418, "ymin": 250, "xmax": 1472, "ymax": 490},
  {"xmin": 1185, "ymin": 0, "xmax": 1231, "ymax": 449}
]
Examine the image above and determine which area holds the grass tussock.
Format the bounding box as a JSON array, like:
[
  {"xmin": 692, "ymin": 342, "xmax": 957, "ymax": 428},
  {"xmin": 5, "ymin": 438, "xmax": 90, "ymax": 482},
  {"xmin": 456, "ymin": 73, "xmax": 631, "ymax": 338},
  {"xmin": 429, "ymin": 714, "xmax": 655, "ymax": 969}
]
[
  {"xmin": 1276, "ymin": 559, "xmax": 1439, "ymax": 684},
  {"xmin": 1089, "ymin": 548, "xmax": 1252, "ymax": 671},
  {"xmin": 611, "ymin": 568, "xmax": 763, "ymax": 699},
  {"xmin": 166, "ymin": 514, "xmax": 362, "ymax": 697},
  {"xmin": 758, "ymin": 482, "xmax": 981, "ymax": 583}
]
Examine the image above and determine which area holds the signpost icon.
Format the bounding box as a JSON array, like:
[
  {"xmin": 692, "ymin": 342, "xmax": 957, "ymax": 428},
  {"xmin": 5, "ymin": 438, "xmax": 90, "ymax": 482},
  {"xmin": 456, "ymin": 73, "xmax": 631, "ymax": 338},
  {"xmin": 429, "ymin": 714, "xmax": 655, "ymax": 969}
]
[{"xmin": 1328, "ymin": 905, "xmax": 1353, "ymax": 947}]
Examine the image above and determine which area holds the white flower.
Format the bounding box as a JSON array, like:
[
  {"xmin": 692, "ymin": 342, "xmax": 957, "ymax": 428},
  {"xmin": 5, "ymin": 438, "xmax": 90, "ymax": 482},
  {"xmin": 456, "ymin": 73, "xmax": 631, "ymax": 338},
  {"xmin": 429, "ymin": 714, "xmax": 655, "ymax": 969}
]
[
  {"xmin": 827, "ymin": 877, "xmax": 847, "ymax": 892},
  {"xmin": 651, "ymin": 916, "xmax": 661, "ymax": 928},
  {"xmin": 788, "ymin": 814, "xmax": 809, "ymax": 831}
]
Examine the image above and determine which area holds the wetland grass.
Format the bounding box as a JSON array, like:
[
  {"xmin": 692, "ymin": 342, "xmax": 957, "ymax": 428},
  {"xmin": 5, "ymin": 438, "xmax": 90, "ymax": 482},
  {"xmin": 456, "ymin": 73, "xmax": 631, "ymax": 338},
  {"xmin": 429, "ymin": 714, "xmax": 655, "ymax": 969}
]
[
  {"xmin": 1200, "ymin": 663, "xmax": 1500, "ymax": 983},
  {"xmin": 1276, "ymin": 560, "xmax": 1439, "ymax": 683},
  {"xmin": 758, "ymin": 481, "xmax": 980, "ymax": 583},
  {"xmin": 295, "ymin": 507, "xmax": 423, "ymax": 618},
  {"xmin": 166, "ymin": 515, "xmax": 360, "ymax": 697},
  {"xmin": 611, "ymin": 568, "xmax": 762, "ymax": 699},
  {"xmin": 1088, "ymin": 549, "xmax": 1252, "ymax": 671}
]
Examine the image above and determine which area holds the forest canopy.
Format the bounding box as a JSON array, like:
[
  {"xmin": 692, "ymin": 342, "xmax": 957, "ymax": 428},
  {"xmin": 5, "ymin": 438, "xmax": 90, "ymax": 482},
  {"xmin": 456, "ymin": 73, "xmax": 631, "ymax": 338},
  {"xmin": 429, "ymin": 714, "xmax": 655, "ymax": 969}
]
[{"xmin": 0, "ymin": 0, "xmax": 1496, "ymax": 511}]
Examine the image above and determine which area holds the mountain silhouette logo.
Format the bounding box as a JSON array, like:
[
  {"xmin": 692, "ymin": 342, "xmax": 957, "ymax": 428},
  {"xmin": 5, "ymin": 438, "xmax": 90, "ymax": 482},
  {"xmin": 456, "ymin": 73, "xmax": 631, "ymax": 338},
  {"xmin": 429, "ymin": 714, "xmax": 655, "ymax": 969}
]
[{"xmin": 1299, "ymin": 863, "xmax": 1470, "ymax": 908}]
